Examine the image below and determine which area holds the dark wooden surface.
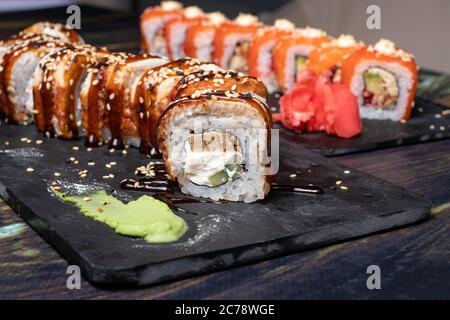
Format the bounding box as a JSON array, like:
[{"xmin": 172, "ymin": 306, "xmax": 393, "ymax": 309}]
[{"xmin": 0, "ymin": 5, "xmax": 449, "ymax": 299}]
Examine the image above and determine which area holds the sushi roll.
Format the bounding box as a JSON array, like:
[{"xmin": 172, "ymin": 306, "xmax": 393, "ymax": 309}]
[
  {"xmin": 79, "ymin": 52, "xmax": 127, "ymax": 147},
  {"xmin": 157, "ymin": 93, "xmax": 272, "ymax": 203},
  {"xmin": 132, "ymin": 58, "xmax": 221, "ymax": 151},
  {"xmin": 140, "ymin": 1, "xmax": 184, "ymax": 55},
  {"xmin": 129, "ymin": 57, "xmax": 271, "ymax": 202},
  {"xmin": 32, "ymin": 45, "xmax": 109, "ymax": 138},
  {"xmin": 247, "ymin": 19, "xmax": 295, "ymax": 93},
  {"xmin": 214, "ymin": 13, "xmax": 263, "ymax": 72},
  {"xmin": 163, "ymin": 6, "xmax": 206, "ymax": 60},
  {"xmin": 307, "ymin": 34, "xmax": 365, "ymax": 83},
  {"xmin": 272, "ymin": 27, "xmax": 331, "ymax": 91},
  {"xmin": 340, "ymin": 39, "xmax": 418, "ymax": 121},
  {"xmin": 100, "ymin": 53, "xmax": 168, "ymax": 148},
  {"xmin": 0, "ymin": 35, "xmax": 69, "ymax": 124},
  {"xmin": 184, "ymin": 12, "xmax": 227, "ymax": 61},
  {"xmin": 22, "ymin": 22, "xmax": 84, "ymax": 44}
]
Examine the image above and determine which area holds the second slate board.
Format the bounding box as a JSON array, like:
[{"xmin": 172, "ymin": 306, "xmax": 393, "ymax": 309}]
[
  {"xmin": 269, "ymin": 96, "xmax": 450, "ymax": 156},
  {"xmin": 0, "ymin": 125, "xmax": 431, "ymax": 286}
]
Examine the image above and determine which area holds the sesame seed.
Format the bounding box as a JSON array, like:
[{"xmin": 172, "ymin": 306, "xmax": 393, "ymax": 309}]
[
  {"xmin": 86, "ymin": 147, "xmax": 92, "ymax": 152},
  {"xmin": 344, "ymin": 170, "xmax": 350, "ymax": 174},
  {"xmin": 336, "ymin": 180, "xmax": 343, "ymax": 185},
  {"xmin": 26, "ymin": 167, "xmax": 34, "ymax": 172},
  {"xmin": 83, "ymin": 197, "xmax": 91, "ymax": 202},
  {"xmin": 54, "ymin": 172, "xmax": 61, "ymax": 177},
  {"xmin": 72, "ymin": 146, "xmax": 79, "ymax": 151},
  {"xmin": 105, "ymin": 164, "xmax": 112, "ymax": 168},
  {"xmin": 102, "ymin": 175, "xmax": 110, "ymax": 179},
  {"xmin": 97, "ymin": 208, "xmax": 104, "ymax": 213},
  {"xmin": 109, "ymin": 148, "xmax": 115, "ymax": 153},
  {"xmin": 340, "ymin": 186, "xmax": 348, "ymax": 190},
  {"xmin": 109, "ymin": 174, "xmax": 114, "ymax": 178},
  {"xmin": 289, "ymin": 174, "xmax": 297, "ymax": 178},
  {"xmin": 109, "ymin": 93, "xmax": 115, "ymax": 100},
  {"xmin": 20, "ymin": 137, "xmax": 27, "ymax": 142},
  {"xmin": 88, "ymin": 162, "xmax": 95, "ymax": 166},
  {"xmin": 36, "ymin": 140, "xmax": 43, "ymax": 145},
  {"xmin": 110, "ymin": 162, "xmax": 116, "ymax": 166},
  {"xmin": 122, "ymin": 150, "xmax": 127, "ymax": 155}
]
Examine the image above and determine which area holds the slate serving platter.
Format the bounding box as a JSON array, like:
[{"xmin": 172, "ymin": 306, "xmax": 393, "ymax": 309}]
[
  {"xmin": 0, "ymin": 124, "xmax": 431, "ymax": 286},
  {"xmin": 268, "ymin": 95, "xmax": 450, "ymax": 156}
]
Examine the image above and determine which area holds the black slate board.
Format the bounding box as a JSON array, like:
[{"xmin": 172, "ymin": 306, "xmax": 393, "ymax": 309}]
[
  {"xmin": 0, "ymin": 124, "xmax": 431, "ymax": 286},
  {"xmin": 268, "ymin": 95, "xmax": 450, "ymax": 156}
]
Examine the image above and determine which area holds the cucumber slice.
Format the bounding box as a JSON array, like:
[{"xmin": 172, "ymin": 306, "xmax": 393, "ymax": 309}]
[{"xmin": 208, "ymin": 170, "xmax": 230, "ymax": 187}]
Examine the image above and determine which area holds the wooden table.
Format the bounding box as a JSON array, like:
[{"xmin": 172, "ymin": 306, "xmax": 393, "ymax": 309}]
[{"xmin": 0, "ymin": 6, "xmax": 449, "ymax": 300}]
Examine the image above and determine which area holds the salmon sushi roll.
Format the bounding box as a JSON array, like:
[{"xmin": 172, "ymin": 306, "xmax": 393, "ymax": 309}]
[
  {"xmin": 247, "ymin": 19, "xmax": 295, "ymax": 93},
  {"xmin": 214, "ymin": 13, "xmax": 263, "ymax": 72},
  {"xmin": 184, "ymin": 12, "xmax": 227, "ymax": 61},
  {"xmin": 163, "ymin": 6, "xmax": 206, "ymax": 60},
  {"xmin": 340, "ymin": 39, "xmax": 418, "ymax": 121},
  {"xmin": 140, "ymin": 1, "xmax": 183, "ymax": 56},
  {"xmin": 307, "ymin": 34, "xmax": 365, "ymax": 83},
  {"xmin": 272, "ymin": 27, "xmax": 331, "ymax": 91}
]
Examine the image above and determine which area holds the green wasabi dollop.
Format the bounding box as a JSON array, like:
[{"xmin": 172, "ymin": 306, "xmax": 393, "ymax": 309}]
[{"xmin": 53, "ymin": 189, "xmax": 188, "ymax": 243}]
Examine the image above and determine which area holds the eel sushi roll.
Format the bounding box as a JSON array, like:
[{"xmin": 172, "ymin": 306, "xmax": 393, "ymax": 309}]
[
  {"xmin": 184, "ymin": 12, "xmax": 227, "ymax": 61},
  {"xmin": 0, "ymin": 35, "xmax": 68, "ymax": 124},
  {"xmin": 32, "ymin": 45, "xmax": 109, "ymax": 138},
  {"xmin": 307, "ymin": 34, "xmax": 365, "ymax": 83},
  {"xmin": 140, "ymin": 1, "xmax": 183, "ymax": 56},
  {"xmin": 163, "ymin": 6, "xmax": 206, "ymax": 60},
  {"xmin": 214, "ymin": 13, "xmax": 263, "ymax": 72},
  {"xmin": 22, "ymin": 22, "xmax": 84, "ymax": 44},
  {"xmin": 340, "ymin": 39, "xmax": 418, "ymax": 121},
  {"xmin": 100, "ymin": 53, "xmax": 168, "ymax": 148},
  {"xmin": 131, "ymin": 58, "xmax": 271, "ymax": 202},
  {"xmin": 272, "ymin": 27, "xmax": 331, "ymax": 91},
  {"xmin": 247, "ymin": 19, "xmax": 295, "ymax": 93}
]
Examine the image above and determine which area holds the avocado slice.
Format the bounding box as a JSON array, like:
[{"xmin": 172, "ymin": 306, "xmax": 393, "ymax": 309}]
[
  {"xmin": 295, "ymin": 55, "xmax": 307, "ymax": 74},
  {"xmin": 364, "ymin": 70, "xmax": 384, "ymax": 95}
]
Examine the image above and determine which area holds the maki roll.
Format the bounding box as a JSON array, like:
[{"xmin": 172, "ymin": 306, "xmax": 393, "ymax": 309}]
[
  {"xmin": 0, "ymin": 35, "xmax": 68, "ymax": 124},
  {"xmin": 214, "ymin": 14, "xmax": 263, "ymax": 72},
  {"xmin": 32, "ymin": 45, "xmax": 109, "ymax": 138},
  {"xmin": 130, "ymin": 57, "xmax": 272, "ymax": 202},
  {"xmin": 163, "ymin": 6, "xmax": 205, "ymax": 60},
  {"xmin": 22, "ymin": 22, "xmax": 84, "ymax": 44},
  {"xmin": 140, "ymin": 1, "xmax": 183, "ymax": 55},
  {"xmin": 340, "ymin": 39, "xmax": 418, "ymax": 121},
  {"xmin": 100, "ymin": 53, "xmax": 168, "ymax": 148},
  {"xmin": 307, "ymin": 34, "xmax": 365, "ymax": 83},
  {"xmin": 132, "ymin": 58, "xmax": 221, "ymax": 151},
  {"xmin": 157, "ymin": 92, "xmax": 272, "ymax": 203},
  {"xmin": 184, "ymin": 12, "xmax": 227, "ymax": 61},
  {"xmin": 272, "ymin": 27, "xmax": 331, "ymax": 91},
  {"xmin": 247, "ymin": 19, "xmax": 296, "ymax": 93}
]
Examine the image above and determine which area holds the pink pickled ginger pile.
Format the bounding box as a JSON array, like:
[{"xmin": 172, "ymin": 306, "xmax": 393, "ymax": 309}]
[{"xmin": 273, "ymin": 70, "xmax": 362, "ymax": 138}]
